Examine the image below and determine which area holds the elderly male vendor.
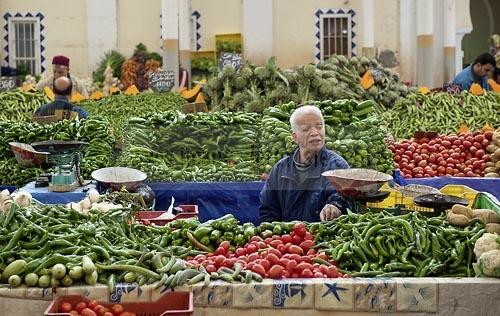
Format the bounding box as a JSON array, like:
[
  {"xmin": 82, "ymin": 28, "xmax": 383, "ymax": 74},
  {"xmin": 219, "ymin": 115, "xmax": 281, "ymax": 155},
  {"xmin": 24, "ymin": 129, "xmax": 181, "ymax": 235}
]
[
  {"xmin": 36, "ymin": 55, "xmax": 88, "ymax": 97},
  {"xmin": 259, "ymin": 105, "xmax": 353, "ymax": 222}
]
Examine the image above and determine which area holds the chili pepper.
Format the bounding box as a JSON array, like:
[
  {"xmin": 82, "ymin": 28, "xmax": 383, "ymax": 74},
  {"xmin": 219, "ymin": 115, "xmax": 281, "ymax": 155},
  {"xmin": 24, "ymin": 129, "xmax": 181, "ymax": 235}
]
[
  {"xmin": 363, "ymin": 224, "xmax": 383, "ymax": 240},
  {"xmin": 186, "ymin": 231, "xmax": 214, "ymax": 252},
  {"xmin": 351, "ymin": 270, "xmax": 384, "ymax": 277},
  {"xmin": 384, "ymin": 262, "xmax": 416, "ymax": 272},
  {"xmin": 96, "ymin": 263, "xmax": 160, "ymax": 280},
  {"xmin": 431, "ymin": 233, "xmax": 441, "ymax": 260}
]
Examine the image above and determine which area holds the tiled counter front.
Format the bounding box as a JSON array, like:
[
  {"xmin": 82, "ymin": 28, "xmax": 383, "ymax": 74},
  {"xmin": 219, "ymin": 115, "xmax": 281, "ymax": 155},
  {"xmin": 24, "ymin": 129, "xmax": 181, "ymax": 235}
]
[{"xmin": 1, "ymin": 278, "xmax": 500, "ymax": 316}]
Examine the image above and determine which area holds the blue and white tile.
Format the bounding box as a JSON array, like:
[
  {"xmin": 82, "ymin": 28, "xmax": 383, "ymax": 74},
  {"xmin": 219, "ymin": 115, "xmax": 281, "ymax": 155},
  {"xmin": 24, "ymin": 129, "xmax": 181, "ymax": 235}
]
[
  {"xmin": 396, "ymin": 278, "xmax": 437, "ymax": 312},
  {"xmin": 233, "ymin": 279, "xmax": 273, "ymax": 308},
  {"xmin": 272, "ymin": 280, "xmax": 313, "ymax": 309},
  {"xmin": 26, "ymin": 287, "xmax": 54, "ymax": 300},
  {"xmin": 108, "ymin": 282, "xmax": 150, "ymax": 303},
  {"xmin": 314, "ymin": 278, "xmax": 354, "ymax": 310},
  {"xmin": 354, "ymin": 278, "xmax": 396, "ymax": 312},
  {"xmin": 192, "ymin": 280, "xmax": 232, "ymax": 307},
  {"xmin": 60, "ymin": 284, "xmax": 108, "ymax": 301}
]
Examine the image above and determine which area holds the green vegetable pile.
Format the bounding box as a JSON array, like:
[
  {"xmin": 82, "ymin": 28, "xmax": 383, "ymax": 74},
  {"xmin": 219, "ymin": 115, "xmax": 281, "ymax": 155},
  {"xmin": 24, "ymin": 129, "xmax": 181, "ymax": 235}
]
[
  {"xmin": 0, "ymin": 117, "xmax": 116, "ymax": 185},
  {"xmin": 380, "ymin": 92, "xmax": 500, "ymax": 139},
  {"xmin": 118, "ymin": 111, "xmax": 260, "ymax": 182},
  {"xmin": 312, "ymin": 210, "xmax": 485, "ymax": 277},
  {"xmin": 328, "ymin": 116, "xmax": 394, "ymax": 172},
  {"xmin": 0, "ymin": 90, "xmax": 49, "ymax": 122},
  {"xmin": 203, "ymin": 55, "xmax": 410, "ymax": 113},
  {"xmin": 258, "ymin": 99, "xmax": 385, "ymax": 173}
]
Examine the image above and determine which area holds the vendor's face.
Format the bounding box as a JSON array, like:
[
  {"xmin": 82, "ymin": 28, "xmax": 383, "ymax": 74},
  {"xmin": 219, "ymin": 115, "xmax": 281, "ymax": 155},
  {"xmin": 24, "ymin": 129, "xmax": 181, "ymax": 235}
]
[
  {"xmin": 292, "ymin": 112, "xmax": 325, "ymax": 153},
  {"xmin": 474, "ymin": 63, "xmax": 493, "ymax": 77},
  {"xmin": 53, "ymin": 65, "xmax": 69, "ymax": 79}
]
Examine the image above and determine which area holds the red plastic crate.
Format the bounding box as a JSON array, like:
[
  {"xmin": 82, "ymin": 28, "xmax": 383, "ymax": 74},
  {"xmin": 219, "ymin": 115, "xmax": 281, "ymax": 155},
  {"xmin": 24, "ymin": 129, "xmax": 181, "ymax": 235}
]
[
  {"xmin": 44, "ymin": 291, "xmax": 193, "ymax": 316},
  {"xmin": 135, "ymin": 205, "xmax": 198, "ymax": 226}
]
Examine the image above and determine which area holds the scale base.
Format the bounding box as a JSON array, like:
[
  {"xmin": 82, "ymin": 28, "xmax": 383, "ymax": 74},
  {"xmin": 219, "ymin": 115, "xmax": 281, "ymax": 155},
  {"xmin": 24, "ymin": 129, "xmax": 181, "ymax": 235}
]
[{"xmin": 49, "ymin": 181, "xmax": 78, "ymax": 192}]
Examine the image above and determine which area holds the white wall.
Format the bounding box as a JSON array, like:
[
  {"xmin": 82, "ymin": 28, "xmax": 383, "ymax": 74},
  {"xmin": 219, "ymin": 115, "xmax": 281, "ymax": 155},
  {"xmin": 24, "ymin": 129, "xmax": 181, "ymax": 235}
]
[{"xmin": 243, "ymin": 0, "xmax": 273, "ymax": 64}]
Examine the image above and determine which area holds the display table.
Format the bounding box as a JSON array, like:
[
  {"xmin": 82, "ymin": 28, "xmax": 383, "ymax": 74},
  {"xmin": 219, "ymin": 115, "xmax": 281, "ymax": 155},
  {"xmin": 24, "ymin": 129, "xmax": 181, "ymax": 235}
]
[
  {"xmin": 17, "ymin": 178, "xmax": 500, "ymax": 225},
  {"xmin": 1, "ymin": 277, "xmax": 500, "ymax": 316}
]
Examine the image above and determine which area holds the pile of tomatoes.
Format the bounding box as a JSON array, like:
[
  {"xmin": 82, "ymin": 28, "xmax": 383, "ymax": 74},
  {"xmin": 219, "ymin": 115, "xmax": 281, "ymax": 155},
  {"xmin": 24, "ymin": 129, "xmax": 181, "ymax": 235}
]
[
  {"xmin": 58, "ymin": 300, "xmax": 134, "ymax": 316},
  {"xmin": 185, "ymin": 222, "xmax": 346, "ymax": 279},
  {"xmin": 390, "ymin": 131, "xmax": 493, "ymax": 178}
]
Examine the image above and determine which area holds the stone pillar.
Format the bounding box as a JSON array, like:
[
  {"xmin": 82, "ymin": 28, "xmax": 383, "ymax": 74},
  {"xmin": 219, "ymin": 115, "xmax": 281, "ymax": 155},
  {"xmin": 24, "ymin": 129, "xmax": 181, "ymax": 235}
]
[
  {"xmin": 86, "ymin": 0, "xmax": 117, "ymax": 77},
  {"xmin": 179, "ymin": 0, "xmax": 192, "ymax": 88},
  {"xmin": 416, "ymin": 0, "xmax": 434, "ymax": 87},
  {"xmin": 242, "ymin": 0, "xmax": 273, "ymax": 65},
  {"xmin": 443, "ymin": 0, "xmax": 456, "ymax": 83},
  {"xmin": 361, "ymin": 0, "xmax": 375, "ymax": 58},
  {"xmin": 399, "ymin": 0, "xmax": 417, "ymax": 84},
  {"xmin": 161, "ymin": 0, "xmax": 179, "ymax": 88}
]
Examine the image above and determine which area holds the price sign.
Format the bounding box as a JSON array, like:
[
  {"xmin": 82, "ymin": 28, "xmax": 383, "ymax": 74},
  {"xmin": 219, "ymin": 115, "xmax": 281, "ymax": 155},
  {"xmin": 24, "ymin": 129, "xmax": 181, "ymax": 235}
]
[
  {"xmin": 0, "ymin": 77, "xmax": 16, "ymax": 92},
  {"xmin": 218, "ymin": 52, "xmax": 242, "ymax": 71},
  {"xmin": 443, "ymin": 83, "xmax": 461, "ymax": 95},
  {"xmin": 148, "ymin": 70, "xmax": 175, "ymax": 92}
]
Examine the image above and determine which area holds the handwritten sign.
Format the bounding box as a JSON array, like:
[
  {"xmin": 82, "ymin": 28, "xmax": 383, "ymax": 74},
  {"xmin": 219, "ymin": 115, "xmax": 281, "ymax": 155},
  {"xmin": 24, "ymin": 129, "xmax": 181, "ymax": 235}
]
[
  {"xmin": 443, "ymin": 83, "xmax": 461, "ymax": 95},
  {"xmin": 148, "ymin": 70, "xmax": 175, "ymax": 92},
  {"xmin": 0, "ymin": 77, "xmax": 16, "ymax": 92},
  {"xmin": 218, "ymin": 52, "xmax": 242, "ymax": 71}
]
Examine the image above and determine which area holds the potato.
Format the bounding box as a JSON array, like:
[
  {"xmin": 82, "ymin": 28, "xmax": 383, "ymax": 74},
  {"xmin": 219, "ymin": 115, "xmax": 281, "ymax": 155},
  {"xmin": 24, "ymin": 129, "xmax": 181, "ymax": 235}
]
[
  {"xmin": 486, "ymin": 144, "xmax": 498, "ymax": 153},
  {"xmin": 451, "ymin": 204, "xmax": 473, "ymax": 218},
  {"xmin": 485, "ymin": 172, "xmax": 499, "ymax": 178},
  {"xmin": 486, "ymin": 161, "xmax": 496, "ymax": 168},
  {"xmin": 495, "ymin": 148, "xmax": 500, "ymax": 159},
  {"xmin": 447, "ymin": 212, "xmax": 470, "ymax": 227},
  {"xmin": 496, "ymin": 161, "xmax": 500, "ymax": 170},
  {"xmin": 471, "ymin": 208, "xmax": 500, "ymax": 224},
  {"xmin": 486, "ymin": 223, "xmax": 500, "ymax": 234}
]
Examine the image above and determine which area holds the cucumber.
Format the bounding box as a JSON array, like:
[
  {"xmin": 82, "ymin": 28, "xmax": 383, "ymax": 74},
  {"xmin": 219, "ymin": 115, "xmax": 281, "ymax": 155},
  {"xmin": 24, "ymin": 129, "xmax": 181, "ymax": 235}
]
[{"xmin": 2, "ymin": 259, "xmax": 27, "ymax": 281}]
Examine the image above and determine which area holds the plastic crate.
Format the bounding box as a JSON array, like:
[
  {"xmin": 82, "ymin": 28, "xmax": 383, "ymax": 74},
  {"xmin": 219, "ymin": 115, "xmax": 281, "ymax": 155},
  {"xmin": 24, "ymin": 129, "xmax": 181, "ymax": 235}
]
[
  {"xmin": 439, "ymin": 184, "xmax": 478, "ymax": 208},
  {"xmin": 45, "ymin": 292, "xmax": 193, "ymax": 316},
  {"xmin": 135, "ymin": 205, "xmax": 198, "ymax": 226}
]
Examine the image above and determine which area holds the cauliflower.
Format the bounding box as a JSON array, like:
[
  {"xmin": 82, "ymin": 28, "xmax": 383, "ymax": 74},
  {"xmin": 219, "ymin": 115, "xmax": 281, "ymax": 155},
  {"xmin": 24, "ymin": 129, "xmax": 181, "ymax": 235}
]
[
  {"xmin": 474, "ymin": 233, "xmax": 500, "ymax": 259},
  {"xmin": 474, "ymin": 250, "xmax": 500, "ymax": 277}
]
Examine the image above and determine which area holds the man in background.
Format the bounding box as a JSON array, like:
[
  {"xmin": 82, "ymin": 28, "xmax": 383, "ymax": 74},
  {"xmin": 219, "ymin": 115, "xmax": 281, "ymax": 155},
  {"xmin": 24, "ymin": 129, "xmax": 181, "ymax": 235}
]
[
  {"xmin": 453, "ymin": 53, "xmax": 495, "ymax": 91},
  {"xmin": 36, "ymin": 55, "xmax": 89, "ymax": 97}
]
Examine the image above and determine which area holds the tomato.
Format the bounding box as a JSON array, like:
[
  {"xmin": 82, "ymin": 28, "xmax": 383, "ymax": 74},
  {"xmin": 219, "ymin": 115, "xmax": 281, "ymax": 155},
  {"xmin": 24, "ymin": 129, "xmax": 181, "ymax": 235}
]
[
  {"xmin": 70, "ymin": 312, "xmax": 79, "ymax": 316},
  {"xmin": 277, "ymin": 244, "xmax": 287, "ymax": 254},
  {"xmin": 286, "ymin": 260, "xmax": 298, "ymax": 274},
  {"xmin": 475, "ymin": 149, "xmax": 485, "ymax": 159},
  {"xmin": 326, "ymin": 265, "xmax": 339, "ymax": 278},
  {"xmin": 292, "ymin": 223, "xmax": 307, "ymax": 237},
  {"xmin": 251, "ymin": 263, "xmax": 266, "ymax": 276},
  {"xmin": 103, "ymin": 312, "xmax": 114, "ymax": 316},
  {"xmin": 265, "ymin": 253, "xmax": 281, "ymax": 266},
  {"xmin": 288, "ymin": 245, "xmax": 304, "ymax": 255},
  {"xmin": 306, "ymin": 248, "xmax": 317, "ymax": 256},
  {"xmin": 296, "ymin": 262, "xmax": 314, "ymax": 273},
  {"xmin": 214, "ymin": 247, "xmax": 226, "ymax": 256},
  {"xmin": 268, "ymin": 265, "xmax": 285, "ymax": 279},
  {"xmin": 205, "ymin": 264, "xmax": 217, "ymax": 273},
  {"xmin": 280, "ymin": 234, "xmax": 293, "ymax": 244},
  {"xmin": 94, "ymin": 305, "xmax": 108, "ymax": 316},
  {"xmin": 250, "ymin": 236, "xmax": 262, "ymax": 242},
  {"xmin": 292, "ymin": 235, "xmax": 303, "ymax": 245},
  {"xmin": 298, "ymin": 240, "xmax": 315, "ymax": 251},
  {"xmin": 300, "ymin": 268, "xmax": 314, "ymax": 278},
  {"xmin": 269, "ymin": 239, "xmax": 283, "ymax": 249},
  {"xmin": 245, "ymin": 243, "xmax": 258, "ymax": 254},
  {"xmin": 59, "ymin": 302, "xmax": 73, "ymax": 313},
  {"xmin": 264, "ymin": 237, "xmax": 273, "ymax": 244},
  {"xmin": 268, "ymin": 248, "xmax": 282, "ymax": 257},
  {"xmin": 235, "ymin": 247, "xmax": 247, "ymax": 257},
  {"xmin": 219, "ymin": 240, "xmax": 231, "ymax": 250},
  {"xmin": 214, "ymin": 255, "xmax": 226, "ymax": 267},
  {"xmin": 247, "ymin": 252, "xmax": 259, "ymax": 262},
  {"xmin": 81, "ymin": 308, "xmax": 97, "ymax": 316},
  {"xmin": 111, "ymin": 304, "xmax": 124, "ymax": 316},
  {"xmin": 222, "ymin": 258, "xmax": 233, "ymax": 268},
  {"xmin": 257, "ymin": 241, "xmax": 267, "ymax": 249},
  {"xmin": 76, "ymin": 302, "xmax": 88, "ymax": 313},
  {"xmin": 259, "ymin": 259, "xmax": 271, "ymax": 271}
]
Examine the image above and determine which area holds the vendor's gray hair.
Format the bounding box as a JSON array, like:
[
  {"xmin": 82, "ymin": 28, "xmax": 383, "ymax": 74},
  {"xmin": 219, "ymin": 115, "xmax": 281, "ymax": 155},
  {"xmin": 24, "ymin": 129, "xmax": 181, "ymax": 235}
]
[{"xmin": 290, "ymin": 105, "xmax": 324, "ymax": 132}]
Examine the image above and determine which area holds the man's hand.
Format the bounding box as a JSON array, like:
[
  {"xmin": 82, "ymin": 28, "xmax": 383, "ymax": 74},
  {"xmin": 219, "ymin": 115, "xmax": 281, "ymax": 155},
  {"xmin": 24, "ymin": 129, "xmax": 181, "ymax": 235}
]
[{"xmin": 320, "ymin": 204, "xmax": 342, "ymax": 221}]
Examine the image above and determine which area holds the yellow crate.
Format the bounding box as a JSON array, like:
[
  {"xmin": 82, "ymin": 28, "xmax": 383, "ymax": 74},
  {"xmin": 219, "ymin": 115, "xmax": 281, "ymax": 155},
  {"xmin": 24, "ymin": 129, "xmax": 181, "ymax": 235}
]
[{"xmin": 439, "ymin": 184, "xmax": 478, "ymax": 208}]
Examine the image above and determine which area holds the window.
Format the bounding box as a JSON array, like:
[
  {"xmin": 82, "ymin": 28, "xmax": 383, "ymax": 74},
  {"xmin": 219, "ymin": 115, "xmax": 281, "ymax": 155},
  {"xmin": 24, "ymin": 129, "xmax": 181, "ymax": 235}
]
[
  {"xmin": 8, "ymin": 17, "xmax": 41, "ymax": 75},
  {"xmin": 320, "ymin": 14, "xmax": 352, "ymax": 61}
]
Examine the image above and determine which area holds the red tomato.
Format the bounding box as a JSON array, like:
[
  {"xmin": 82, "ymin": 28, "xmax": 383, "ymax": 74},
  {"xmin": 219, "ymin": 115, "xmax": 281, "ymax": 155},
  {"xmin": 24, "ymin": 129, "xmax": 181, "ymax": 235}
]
[
  {"xmin": 296, "ymin": 262, "xmax": 314, "ymax": 273},
  {"xmin": 292, "ymin": 223, "xmax": 307, "ymax": 237},
  {"xmin": 286, "ymin": 260, "xmax": 298, "ymax": 274},
  {"xmin": 219, "ymin": 240, "xmax": 231, "ymax": 250},
  {"xmin": 264, "ymin": 237, "xmax": 273, "ymax": 244},
  {"xmin": 268, "ymin": 248, "xmax": 282, "ymax": 257},
  {"xmin": 484, "ymin": 130, "xmax": 493, "ymax": 140},
  {"xmin": 250, "ymin": 236, "xmax": 262, "ymax": 242},
  {"xmin": 81, "ymin": 308, "xmax": 97, "ymax": 316},
  {"xmin": 205, "ymin": 264, "xmax": 217, "ymax": 273},
  {"xmin": 59, "ymin": 302, "xmax": 73, "ymax": 313},
  {"xmin": 103, "ymin": 312, "xmax": 114, "ymax": 316},
  {"xmin": 306, "ymin": 248, "xmax": 317, "ymax": 256},
  {"xmin": 327, "ymin": 265, "xmax": 339, "ymax": 278},
  {"xmin": 235, "ymin": 247, "xmax": 247, "ymax": 257},
  {"xmin": 214, "ymin": 247, "xmax": 226, "ymax": 256},
  {"xmin": 245, "ymin": 243, "xmax": 258, "ymax": 254},
  {"xmin": 277, "ymin": 244, "xmax": 287, "ymax": 254},
  {"xmin": 269, "ymin": 239, "xmax": 283, "ymax": 249},
  {"xmin": 94, "ymin": 305, "xmax": 108, "ymax": 316},
  {"xmin": 87, "ymin": 300, "xmax": 99, "ymax": 310},
  {"xmin": 76, "ymin": 302, "xmax": 88, "ymax": 313},
  {"xmin": 260, "ymin": 259, "xmax": 271, "ymax": 271},
  {"xmin": 265, "ymin": 253, "xmax": 281, "ymax": 266},
  {"xmin": 214, "ymin": 255, "xmax": 226, "ymax": 267},
  {"xmin": 251, "ymin": 263, "xmax": 266, "ymax": 276},
  {"xmin": 292, "ymin": 235, "xmax": 303, "ymax": 245},
  {"xmin": 280, "ymin": 234, "xmax": 293, "ymax": 244},
  {"xmin": 300, "ymin": 269, "xmax": 314, "ymax": 278},
  {"xmin": 299, "ymin": 240, "xmax": 315, "ymax": 251},
  {"xmin": 288, "ymin": 245, "xmax": 304, "ymax": 255},
  {"xmin": 69, "ymin": 312, "xmax": 79, "ymax": 316},
  {"xmin": 222, "ymin": 258, "xmax": 233, "ymax": 268},
  {"xmin": 247, "ymin": 252, "xmax": 259, "ymax": 262},
  {"xmin": 268, "ymin": 265, "xmax": 285, "ymax": 279},
  {"xmin": 303, "ymin": 232, "xmax": 314, "ymax": 241},
  {"xmin": 257, "ymin": 241, "xmax": 268, "ymax": 249},
  {"xmin": 111, "ymin": 304, "xmax": 124, "ymax": 316}
]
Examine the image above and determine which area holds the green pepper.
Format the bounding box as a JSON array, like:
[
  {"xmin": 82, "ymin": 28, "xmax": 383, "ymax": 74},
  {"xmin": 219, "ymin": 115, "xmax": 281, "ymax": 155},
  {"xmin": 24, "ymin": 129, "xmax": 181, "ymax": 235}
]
[
  {"xmin": 272, "ymin": 225, "xmax": 283, "ymax": 235},
  {"xmin": 199, "ymin": 236, "xmax": 211, "ymax": 247},
  {"xmin": 193, "ymin": 226, "xmax": 213, "ymax": 240},
  {"xmin": 243, "ymin": 226, "xmax": 257, "ymax": 239},
  {"xmin": 223, "ymin": 231, "xmax": 234, "ymax": 242},
  {"xmin": 210, "ymin": 229, "xmax": 222, "ymax": 242},
  {"xmin": 234, "ymin": 234, "xmax": 246, "ymax": 246}
]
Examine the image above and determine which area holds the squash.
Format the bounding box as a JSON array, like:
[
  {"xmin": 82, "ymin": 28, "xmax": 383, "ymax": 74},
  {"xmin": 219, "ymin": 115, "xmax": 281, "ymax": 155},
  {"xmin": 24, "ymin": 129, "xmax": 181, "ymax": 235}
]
[
  {"xmin": 71, "ymin": 92, "xmax": 85, "ymax": 103},
  {"xmin": 418, "ymin": 86, "xmax": 430, "ymax": 95},
  {"xmin": 44, "ymin": 86, "xmax": 55, "ymax": 101},
  {"xmin": 194, "ymin": 91, "xmax": 205, "ymax": 103},
  {"xmin": 470, "ymin": 83, "xmax": 484, "ymax": 95},
  {"xmin": 488, "ymin": 79, "xmax": 500, "ymax": 92},
  {"xmin": 124, "ymin": 84, "xmax": 139, "ymax": 96},
  {"xmin": 90, "ymin": 91, "xmax": 104, "ymax": 100},
  {"xmin": 360, "ymin": 70, "xmax": 374, "ymax": 90}
]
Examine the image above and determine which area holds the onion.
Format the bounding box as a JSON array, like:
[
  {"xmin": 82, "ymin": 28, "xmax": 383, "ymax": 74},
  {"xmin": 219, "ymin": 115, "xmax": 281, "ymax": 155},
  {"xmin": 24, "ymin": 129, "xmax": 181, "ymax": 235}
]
[
  {"xmin": 13, "ymin": 191, "xmax": 32, "ymax": 207},
  {"xmin": 87, "ymin": 188, "xmax": 100, "ymax": 204},
  {"xmin": 79, "ymin": 197, "xmax": 92, "ymax": 211}
]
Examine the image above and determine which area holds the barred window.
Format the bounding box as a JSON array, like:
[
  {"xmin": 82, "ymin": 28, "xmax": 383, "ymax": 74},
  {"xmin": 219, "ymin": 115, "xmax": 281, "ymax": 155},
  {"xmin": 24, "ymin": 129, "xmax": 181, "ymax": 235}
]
[
  {"xmin": 8, "ymin": 17, "xmax": 41, "ymax": 75},
  {"xmin": 320, "ymin": 14, "xmax": 351, "ymax": 61}
]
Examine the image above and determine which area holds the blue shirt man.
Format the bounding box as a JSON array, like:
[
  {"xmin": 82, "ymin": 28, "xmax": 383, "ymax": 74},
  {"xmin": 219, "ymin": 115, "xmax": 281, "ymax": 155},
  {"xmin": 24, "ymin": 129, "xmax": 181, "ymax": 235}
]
[
  {"xmin": 259, "ymin": 105, "xmax": 353, "ymax": 223},
  {"xmin": 33, "ymin": 76, "xmax": 89, "ymax": 119},
  {"xmin": 452, "ymin": 53, "xmax": 495, "ymax": 91}
]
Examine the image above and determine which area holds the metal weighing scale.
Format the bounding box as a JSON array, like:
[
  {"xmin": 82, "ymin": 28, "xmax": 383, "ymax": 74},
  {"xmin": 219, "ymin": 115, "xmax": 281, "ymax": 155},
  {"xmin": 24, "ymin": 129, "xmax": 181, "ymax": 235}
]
[
  {"xmin": 9, "ymin": 140, "xmax": 88, "ymax": 192},
  {"xmin": 413, "ymin": 193, "xmax": 469, "ymax": 214},
  {"xmin": 322, "ymin": 168, "xmax": 393, "ymax": 213}
]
